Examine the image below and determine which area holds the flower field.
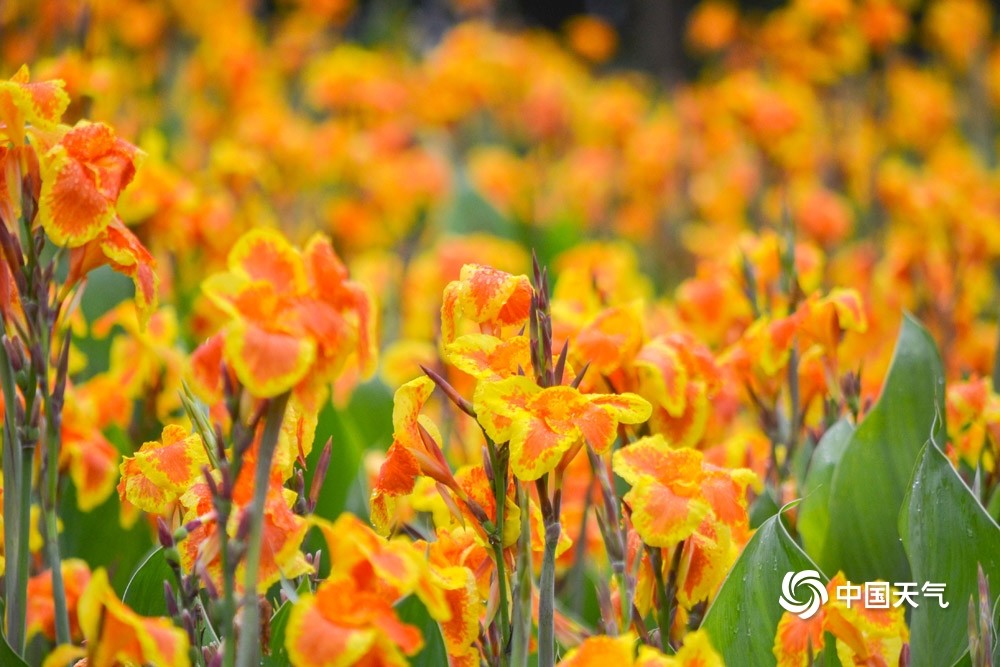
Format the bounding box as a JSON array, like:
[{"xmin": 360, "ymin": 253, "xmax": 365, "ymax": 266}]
[{"xmin": 1, "ymin": 0, "xmax": 1000, "ymax": 665}]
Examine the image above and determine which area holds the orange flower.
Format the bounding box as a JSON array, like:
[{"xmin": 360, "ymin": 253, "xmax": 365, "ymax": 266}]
[
  {"xmin": 117, "ymin": 424, "xmax": 210, "ymax": 517},
  {"xmin": 176, "ymin": 469, "xmax": 311, "ymax": 594},
  {"xmin": 946, "ymin": 376, "xmax": 1000, "ymax": 469},
  {"xmin": 65, "ymin": 217, "xmax": 159, "ymax": 328},
  {"xmin": 557, "ymin": 630, "xmax": 722, "ymax": 666},
  {"xmin": 196, "ymin": 228, "xmax": 376, "ymax": 401},
  {"xmin": 26, "ymin": 559, "xmax": 91, "ymax": 642},
  {"xmin": 287, "ymin": 515, "xmax": 473, "ymax": 667},
  {"xmin": 774, "ymin": 572, "xmax": 909, "ymax": 666},
  {"xmin": 475, "ymin": 375, "xmax": 651, "ymax": 481},
  {"xmin": 286, "ymin": 572, "xmax": 424, "ymax": 666},
  {"xmin": 564, "ymin": 15, "xmax": 618, "ymax": 64},
  {"xmin": 37, "ymin": 121, "xmax": 143, "ymax": 248},
  {"xmin": 444, "ymin": 333, "xmax": 532, "ymax": 381},
  {"xmin": 174, "ymin": 413, "xmax": 315, "ymax": 591},
  {"xmin": 59, "ymin": 391, "xmax": 120, "ymax": 512},
  {"xmin": 74, "ymin": 568, "xmax": 190, "ymax": 667},
  {"xmin": 636, "ymin": 334, "xmax": 720, "ymax": 450},
  {"xmin": 686, "ymin": 1, "xmax": 739, "ymax": 52},
  {"xmin": 369, "ymin": 376, "xmax": 463, "ymax": 536},
  {"xmin": 441, "ymin": 264, "xmax": 532, "ymax": 344},
  {"xmin": 613, "ymin": 435, "xmax": 755, "ymax": 551},
  {"xmin": 0, "ymin": 65, "xmax": 69, "ymax": 146}
]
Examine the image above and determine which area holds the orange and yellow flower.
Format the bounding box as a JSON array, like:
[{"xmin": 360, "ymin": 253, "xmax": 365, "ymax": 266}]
[
  {"xmin": 195, "ymin": 228, "xmax": 376, "ymax": 403},
  {"xmin": 475, "ymin": 375, "xmax": 651, "ymax": 481}
]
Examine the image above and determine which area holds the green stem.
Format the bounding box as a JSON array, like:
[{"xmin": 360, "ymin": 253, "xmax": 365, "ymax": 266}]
[
  {"xmin": 11, "ymin": 446, "xmax": 33, "ymax": 654},
  {"xmin": 2, "ymin": 443, "xmax": 19, "ymax": 648},
  {"xmin": 509, "ymin": 482, "xmax": 532, "ymax": 667},
  {"xmin": 536, "ymin": 476, "xmax": 561, "ymax": 667},
  {"xmin": 40, "ymin": 376, "xmax": 70, "ymax": 645},
  {"xmin": 650, "ymin": 542, "xmax": 684, "ymax": 655},
  {"xmin": 235, "ymin": 392, "xmax": 290, "ymax": 667},
  {"xmin": 218, "ymin": 494, "xmax": 237, "ymax": 667},
  {"xmin": 486, "ymin": 439, "xmax": 510, "ymax": 666},
  {"xmin": 1, "ymin": 334, "xmax": 28, "ymax": 655}
]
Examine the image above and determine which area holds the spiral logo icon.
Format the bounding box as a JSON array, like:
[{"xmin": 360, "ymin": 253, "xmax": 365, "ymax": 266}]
[{"xmin": 778, "ymin": 570, "xmax": 828, "ymax": 619}]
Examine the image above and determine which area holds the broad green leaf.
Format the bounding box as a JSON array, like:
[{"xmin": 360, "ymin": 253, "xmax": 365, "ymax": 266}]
[
  {"xmin": 395, "ymin": 595, "xmax": 448, "ymax": 667},
  {"xmin": 701, "ymin": 508, "xmax": 822, "ymax": 665},
  {"xmin": 900, "ymin": 442, "xmax": 1000, "ymax": 667},
  {"xmin": 798, "ymin": 418, "xmax": 854, "ymax": 561},
  {"xmin": 748, "ymin": 485, "xmax": 780, "ymax": 529},
  {"xmin": 122, "ymin": 547, "xmax": 173, "ymax": 617},
  {"xmin": 0, "ymin": 630, "xmax": 28, "ymax": 667},
  {"xmin": 823, "ymin": 314, "xmax": 944, "ymax": 582}
]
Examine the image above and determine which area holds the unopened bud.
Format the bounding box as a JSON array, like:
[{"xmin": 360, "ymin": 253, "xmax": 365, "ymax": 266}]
[
  {"xmin": 164, "ymin": 582, "xmax": 179, "ymax": 617},
  {"xmin": 157, "ymin": 518, "xmax": 174, "ymax": 548},
  {"xmin": 3, "ymin": 336, "xmax": 24, "ymax": 373}
]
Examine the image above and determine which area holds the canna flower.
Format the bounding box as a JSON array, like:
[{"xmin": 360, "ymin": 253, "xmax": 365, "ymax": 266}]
[
  {"xmin": 59, "ymin": 389, "xmax": 121, "ymax": 512},
  {"xmin": 444, "ymin": 333, "xmax": 532, "ymax": 381},
  {"xmin": 369, "ymin": 376, "xmax": 463, "ymax": 536},
  {"xmin": 117, "ymin": 425, "xmax": 210, "ymax": 516},
  {"xmin": 52, "ymin": 567, "xmax": 192, "ymax": 667},
  {"xmin": 64, "ymin": 216, "xmax": 159, "ymax": 328},
  {"xmin": 557, "ymin": 630, "xmax": 723, "ymax": 666},
  {"xmin": 564, "ymin": 15, "xmax": 618, "ymax": 64},
  {"xmin": 0, "ymin": 65, "xmax": 69, "ymax": 146},
  {"xmin": 26, "ymin": 559, "xmax": 91, "ymax": 642},
  {"xmin": 774, "ymin": 572, "xmax": 909, "ymax": 666},
  {"xmin": 636, "ymin": 334, "xmax": 720, "ymax": 450},
  {"xmin": 945, "ymin": 377, "xmax": 1000, "ymax": 471},
  {"xmin": 36, "ymin": 121, "xmax": 144, "ymax": 247},
  {"xmin": 195, "ymin": 228, "xmax": 376, "ymax": 402},
  {"xmin": 92, "ymin": 304, "xmax": 184, "ymax": 418},
  {"xmin": 440, "ymin": 264, "xmax": 532, "ymax": 344},
  {"xmin": 287, "ymin": 514, "xmax": 475, "ymax": 667},
  {"xmin": 475, "ymin": 375, "xmax": 651, "ymax": 481},
  {"xmin": 177, "ymin": 480, "xmax": 311, "ymax": 594},
  {"xmin": 613, "ymin": 435, "xmax": 756, "ymax": 551}
]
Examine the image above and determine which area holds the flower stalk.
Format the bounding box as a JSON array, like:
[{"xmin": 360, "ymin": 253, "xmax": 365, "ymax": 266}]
[{"xmin": 235, "ymin": 391, "xmax": 290, "ymax": 667}]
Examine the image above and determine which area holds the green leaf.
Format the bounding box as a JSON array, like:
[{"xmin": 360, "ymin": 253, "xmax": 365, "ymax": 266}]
[
  {"xmin": 900, "ymin": 442, "xmax": 1000, "ymax": 667},
  {"xmin": 748, "ymin": 486, "xmax": 780, "ymax": 529},
  {"xmin": 797, "ymin": 418, "xmax": 854, "ymax": 561},
  {"xmin": 701, "ymin": 507, "xmax": 822, "ymax": 665},
  {"xmin": 264, "ymin": 603, "xmax": 293, "ymax": 667},
  {"xmin": 822, "ymin": 314, "xmax": 944, "ymax": 582},
  {"xmin": 0, "ymin": 631, "xmax": 28, "ymax": 667},
  {"xmin": 264, "ymin": 579, "xmax": 310, "ymax": 667},
  {"xmin": 121, "ymin": 547, "xmax": 174, "ymax": 617},
  {"xmin": 395, "ymin": 595, "xmax": 448, "ymax": 667}
]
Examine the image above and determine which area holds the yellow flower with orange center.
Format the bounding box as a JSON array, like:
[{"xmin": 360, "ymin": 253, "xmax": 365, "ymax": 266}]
[
  {"xmin": 47, "ymin": 568, "xmax": 191, "ymax": 667},
  {"xmin": 441, "ymin": 263, "xmax": 532, "ymax": 344},
  {"xmin": 475, "ymin": 375, "xmax": 651, "ymax": 481},
  {"xmin": 117, "ymin": 424, "xmax": 210, "ymax": 517},
  {"xmin": 195, "ymin": 228, "xmax": 376, "ymax": 402},
  {"xmin": 774, "ymin": 572, "xmax": 909, "ymax": 666},
  {"xmin": 36, "ymin": 121, "xmax": 144, "ymax": 248}
]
